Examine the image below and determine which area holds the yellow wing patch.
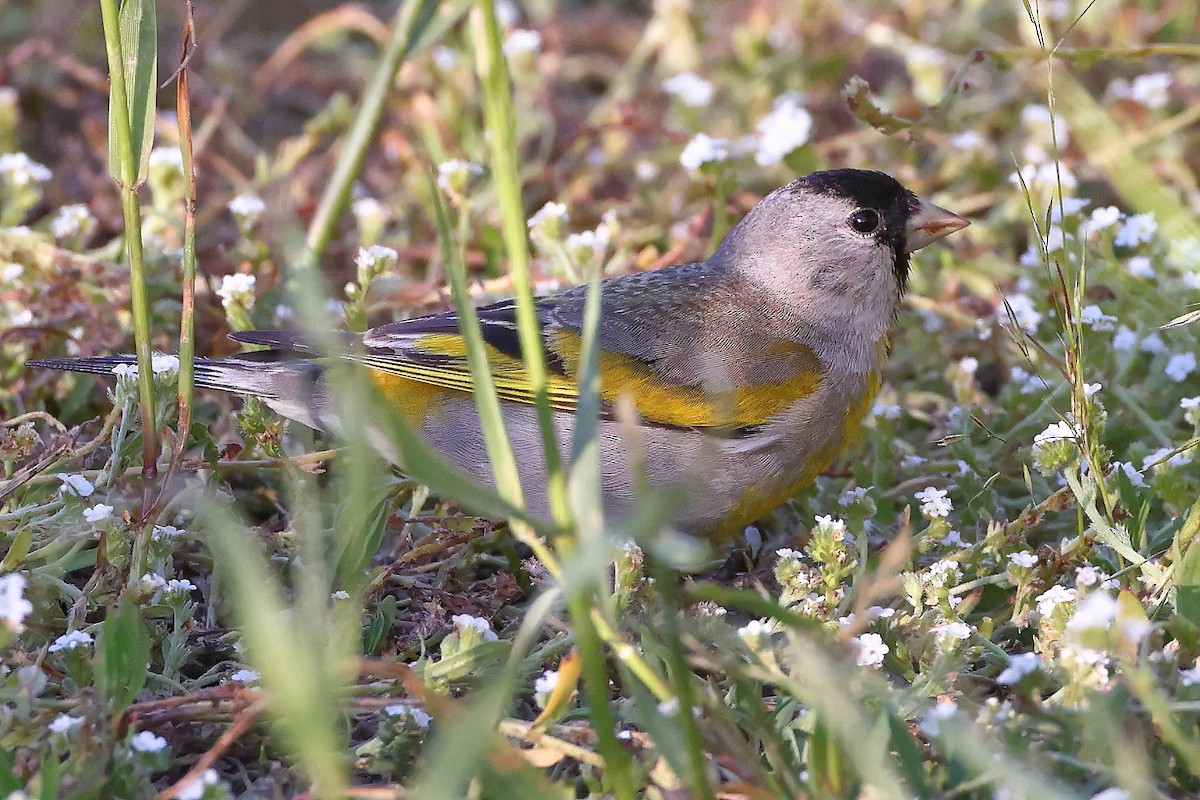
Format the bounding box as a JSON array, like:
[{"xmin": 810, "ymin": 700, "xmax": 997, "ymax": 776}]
[{"xmin": 360, "ymin": 330, "xmax": 824, "ymax": 430}]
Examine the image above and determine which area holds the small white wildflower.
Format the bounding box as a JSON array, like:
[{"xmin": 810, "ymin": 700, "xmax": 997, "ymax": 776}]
[
  {"xmin": 1009, "ymin": 551, "xmax": 1038, "ymax": 569},
  {"xmin": 1111, "ymin": 72, "xmax": 1171, "ymax": 109},
  {"xmin": 940, "ymin": 529, "xmax": 966, "ymax": 547},
  {"xmin": 1180, "ymin": 667, "xmax": 1200, "ymax": 687},
  {"xmin": 331, "ymin": 590, "xmax": 350, "ymax": 601},
  {"xmin": 1049, "ymin": 196, "xmax": 1091, "ymax": 222},
  {"xmin": 1033, "ymin": 419, "xmax": 1080, "ymax": 454},
  {"xmin": 679, "ymin": 133, "xmax": 729, "ymax": 171},
  {"xmin": 354, "ymin": 244, "xmax": 398, "ymax": 281},
  {"xmin": 1002, "ymin": 293, "xmax": 1043, "ymax": 333},
  {"xmin": 1036, "ymin": 584, "xmax": 1076, "ymax": 618},
  {"xmin": 813, "ymin": 514, "xmax": 847, "ymax": 539},
  {"xmin": 1083, "ymin": 382, "xmax": 1102, "ymax": 398},
  {"xmin": 1066, "ymin": 591, "xmax": 1117, "ymax": 634},
  {"xmin": 1084, "ymin": 205, "xmax": 1122, "ymax": 235},
  {"xmin": 50, "ymin": 204, "xmax": 95, "ymax": 241},
  {"xmin": 996, "ymin": 652, "xmax": 1042, "ymax": 685},
  {"xmin": 436, "ymin": 159, "xmax": 484, "ymax": 200},
  {"xmin": 958, "ymin": 356, "xmax": 979, "ymax": 374},
  {"xmin": 533, "ymin": 669, "xmax": 560, "ymax": 708},
  {"xmin": 949, "ymin": 131, "xmax": 985, "ymax": 151},
  {"xmin": 1114, "ymin": 212, "xmax": 1157, "ymax": 248},
  {"xmin": 227, "ymin": 192, "xmax": 266, "ymax": 222},
  {"xmin": 1126, "ymin": 256, "xmax": 1156, "ymax": 279},
  {"xmin": 57, "ymin": 473, "xmax": 95, "ymax": 498},
  {"xmin": 1089, "ymin": 789, "xmax": 1131, "ymax": 800},
  {"xmin": 49, "ymin": 714, "xmax": 84, "ymax": 735},
  {"xmin": 215, "ymin": 273, "xmax": 256, "ymax": 310},
  {"xmin": 1020, "ymin": 104, "xmax": 1070, "ymax": 147},
  {"xmin": 838, "ymin": 486, "xmax": 869, "ymax": 506},
  {"xmin": 351, "ymin": 196, "xmax": 388, "ymax": 226},
  {"xmin": 852, "ymin": 632, "xmax": 889, "ymax": 667},
  {"xmin": 753, "ymin": 95, "xmax": 813, "ymax": 166},
  {"xmin": 1140, "ymin": 333, "xmax": 1166, "ymax": 354},
  {"xmin": 527, "ymin": 201, "xmax": 569, "ymax": 235},
  {"xmin": 228, "ymin": 668, "xmax": 260, "ymax": 684},
  {"xmin": 383, "ymin": 703, "xmax": 433, "ymax": 728},
  {"xmin": 140, "ymin": 573, "xmax": 167, "ymax": 591},
  {"xmin": 503, "ymin": 28, "xmax": 541, "ymax": 58},
  {"xmin": 152, "ymin": 525, "xmax": 185, "ymax": 543},
  {"xmin": 915, "ymin": 486, "xmax": 952, "ymax": 519},
  {"xmin": 49, "ymin": 629, "xmax": 93, "ymax": 653},
  {"xmin": 737, "ymin": 618, "xmax": 774, "ymax": 649},
  {"xmin": 872, "ymin": 402, "xmax": 901, "ymax": 419},
  {"xmin": 1075, "ymin": 566, "xmax": 1103, "ymax": 587},
  {"xmin": 866, "ymin": 606, "xmax": 897, "ymax": 619},
  {"xmin": 130, "ymin": 730, "xmax": 169, "ymax": 753},
  {"xmin": 662, "ymin": 72, "xmax": 714, "ymax": 107},
  {"xmin": 83, "ymin": 504, "xmax": 113, "ymax": 523},
  {"xmin": 0, "ymin": 152, "xmax": 52, "ymax": 186},
  {"xmin": 932, "ymin": 621, "xmax": 972, "ymax": 646},
  {"xmin": 151, "ymin": 353, "xmax": 179, "ymax": 374},
  {"xmin": 900, "ymin": 454, "xmax": 927, "ymax": 468},
  {"xmin": 147, "ymin": 147, "xmax": 183, "ymax": 171},
  {"xmin": 1079, "ymin": 304, "xmax": 1118, "ymax": 332},
  {"xmin": 451, "ymin": 613, "xmax": 498, "ymax": 642},
  {"xmin": 175, "ymin": 768, "xmax": 220, "ymax": 800},
  {"xmin": 1166, "ymin": 352, "xmax": 1197, "ymax": 382},
  {"xmin": 1112, "ymin": 325, "xmax": 1138, "ymax": 352},
  {"xmin": 163, "ymin": 578, "xmax": 196, "ymax": 596},
  {"xmin": 920, "ymin": 699, "xmax": 958, "ymax": 735},
  {"xmin": 1114, "ymin": 462, "xmax": 1147, "ymax": 488},
  {"xmin": 1143, "ymin": 446, "xmax": 1191, "ymax": 471},
  {"xmin": 924, "ymin": 559, "xmax": 962, "ymax": 590}
]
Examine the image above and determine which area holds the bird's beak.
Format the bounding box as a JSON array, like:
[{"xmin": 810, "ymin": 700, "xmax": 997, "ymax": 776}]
[{"xmin": 906, "ymin": 198, "xmax": 970, "ymax": 252}]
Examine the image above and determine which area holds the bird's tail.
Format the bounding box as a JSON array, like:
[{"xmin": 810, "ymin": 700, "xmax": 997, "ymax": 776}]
[{"xmin": 26, "ymin": 353, "xmax": 295, "ymax": 401}]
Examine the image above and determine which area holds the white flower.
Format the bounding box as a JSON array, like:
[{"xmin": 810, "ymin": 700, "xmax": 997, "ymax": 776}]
[
  {"xmin": 949, "ymin": 131, "xmax": 985, "ymax": 151},
  {"xmin": 1008, "ymin": 551, "xmax": 1038, "ymax": 569},
  {"xmin": 996, "ymin": 652, "xmax": 1042, "ymax": 685},
  {"xmin": 1010, "ymin": 366, "xmax": 1049, "ymax": 395},
  {"xmin": 1180, "ymin": 667, "xmax": 1200, "ymax": 687},
  {"xmin": 164, "ymin": 578, "xmax": 196, "ymax": 597},
  {"xmin": 147, "ymin": 147, "xmax": 183, "ymax": 171},
  {"xmin": 662, "ymin": 72, "xmax": 714, "ymax": 107},
  {"xmin": 1114, "ymin": 212, "xmax": 1157, "ymax": 248},
  {"xmin": 958, "ymin": 356, "xmax": 978, "ymax": 374},
  {"xmin": 1143, "ymin": 446, "xmax": 1191, "ymax": 471},
  {"xmin": 813, "ymin": 514, "xmax": 847, "ymax": 539},
  {"xmin": 1075, "ymin": 566, "xmax": 1102, "ymax": 587},
  {"xmin": 152, "ymin": 525, "xmax": 185, "ymax": 544},
  {"xmin": 451, "ymin": 613, "xmax": 498, "ymax": 642},
  {"xmin": 383, "ymin": 703, "xmax": 432, "ymax": 728},
  {"xmin": 229, "ymin": 668, "xmax": 260, "ymax": 684},
  {"xmin": 1020, "ymin": 104, "xmax": 1070, "ymax": 147},
  {"xmin": 527, "ymin": 201, "xmax": 568, "ymax": 233},
  {"xmin": 49, "ymin": 714, "xmax": 84, "ymax": 734},
  {"xmin": 940, "ymin": 529, "xmax": 966, "ymax": 547},
  {"xmin": 503, "ymin": 28, "xmax": 541, "ymax": 58},
  {"xmin": 354, "ymin": 244, "xmax": 398, "ymax": 276},
  {"xmin": 227, "ymin": 193, "xmax": 266, "ymax": 220},
  {"xmin": 1110, "ymin": 71, "xmax": 1171, "ymax": 109},
  {"xmin": 1036, "ymin": 585, "xmax": 1076, "ymax": 618},
  {"xmin": 49, "ymin": 630, "xmax": 94, "ymax": 653},
  {"xmin": 839, "ymin": 486, "xmax": 870, "ymax": 506},
  {"xmin": 1066, "ymin": 591, "xmax": 1117, "ymax": 633},
  {"xmin": 1083, "ymin": 382, "xmax": 1102, "ymax": 398},
  {"xmin": 50, "ymin": 204, "xmax": 95, "ymax": 241},
  {"xmin": 1049, "ymin": 197, "xmax": 1091, "ymax": 222},
  {"xmin": 140, "ymin": 572, "xmax": 167, "ymax": 591},
  {"xmin": 331, "ymin": 590, "xmax": 350, "ymax": 601},
  {"xmin": 679, "ymin": 133, "xmax": 729, "ymax": 171},
  {"xmin": 1126, "ymin": 256, "xmax": 1156, "ymax": 279},
  {"xmin": 83, "ymin": 504, "xmax": 113, "ymax": 523},
  {"xmin": 1079, "ymin": 304, "xmax": 1117, "ymax": 331},
  {"xmin": 351, "ymin": 196, "xmax": 389, "ymax": 226},
  {"xmin": 152, "ymin": 353, "xmax": 179, "ymax": 374},
  {"xmin": 1112, "ymin": 325, "xmax": 1138, "ymax": 352},
  {"xmin": 923, "ymin": 559, "xmax": 962, "ymax": 589},
  {"xmin": 753, "ymin": 95, "xmax": 813, "ymax": 166},
  {"xmin": 1084, "ymin": 205, "xmax": 1122, "ymax": 235},
  {"xmin": 0, "ymin": 152, "xmax": 51, "ymax": 186},
  {"xmin": 871, "ymin": 402, "xmax": 901, "ymax": 419},
  {"xmin": 915, "ymin": 486, "xmax": 952, "ymax": 519},
  {"xmin": 130, "ymin": 730, "xmax": 169, "ymax": 753},
  {"xmin": 932, "ymin": 621, "xmax": 972, "ymax": 646},
  {"xmin": 1089, "ymin": 789, "xmax": 1131, "ymax": 800},
  {"xmin": 852, "ymin": 632, "xmax": 889, "ymax": 667},
  {"xmin": 737, "ymin": 618, "xmax": 774, "ymax": 649},
  {"xmin": 920, "ymin": 699, "xmax": 958, "ymax": 735},
  {"xmin": 176, "ymin": 769, "xmax": 220, "ymax": 800},
  {"xmin": 866, "ymin": 605, "xmax": 896, "ymax": 619},
  {"xmin": 436, "ymin": 159, "xmax": 484, "ymax": 198},
  {"xmin": 1033, "ymin": 419, "xmax": 1080, "ymax": 454},
  {"xmin": 216, "ymin": 273, "xmax": 256, "ymax": 310},
  {"xmin": 1166, "ymin": 352, "xmax": 1197, "ymax": 382},
  {"xmin": 57, "ymin": 473, "xmax": 95, "ymax": 498},
  {"xmin": 533, "ymin": 669, "xmax": 559, "ymax": 708},
  {"xmin": 1114, "ymin": 461, "xmax": 1147, "ymax": 489},
  {"xmin": 1002, "ymin": 293, "xmax": 1043, "ymax": 333},
  {"xmin": 431, "ymin": 45, "xmax": 459, "ymax": 70},
  {"xmin": 1139, "ymin": 334, "xmax": 1165, "ymax": 354}
]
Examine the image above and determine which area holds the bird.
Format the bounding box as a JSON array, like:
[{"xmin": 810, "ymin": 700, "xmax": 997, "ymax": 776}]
[{"xmin": 30, "ymin": 169, "xmax": 968, "ymax": 538}]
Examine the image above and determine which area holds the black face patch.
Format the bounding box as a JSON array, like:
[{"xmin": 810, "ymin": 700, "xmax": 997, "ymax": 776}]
[{"xmin": 796, "ymin": 169, "xmax": 922, "ymax": 290}]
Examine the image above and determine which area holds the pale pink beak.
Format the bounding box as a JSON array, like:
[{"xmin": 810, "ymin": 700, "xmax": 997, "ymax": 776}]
[{"xmin": 906, "ymin": 198, "xmax": 970, "ymax": 252}]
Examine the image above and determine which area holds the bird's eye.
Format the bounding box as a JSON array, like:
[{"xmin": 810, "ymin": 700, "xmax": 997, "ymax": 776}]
[{"xmin": 849, "ymin": 209, "xmax": 881, "ymax": 234}]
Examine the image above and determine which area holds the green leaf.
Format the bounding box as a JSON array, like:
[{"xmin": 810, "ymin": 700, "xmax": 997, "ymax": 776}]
[
  {"xmin": 0, "ymin": 747, "xmax": 19, "ymax": 794},
  {"xmin": 95, "ymin": 594, "xmax": 151, "ymax": 713},
  {"xmin": 107, "ymin": 0, "xmax": 157, "ymax": 183}
]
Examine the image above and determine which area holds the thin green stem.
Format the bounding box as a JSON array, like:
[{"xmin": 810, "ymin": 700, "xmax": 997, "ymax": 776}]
[{"xmin": 98, "ymin": 0, "xmax": 157, "ymax": 497}]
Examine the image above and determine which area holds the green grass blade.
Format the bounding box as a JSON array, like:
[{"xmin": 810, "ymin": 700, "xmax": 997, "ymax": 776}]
[{"xmin": 105, "ymin": 0, "xmax": 156, "ymax": 183}]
